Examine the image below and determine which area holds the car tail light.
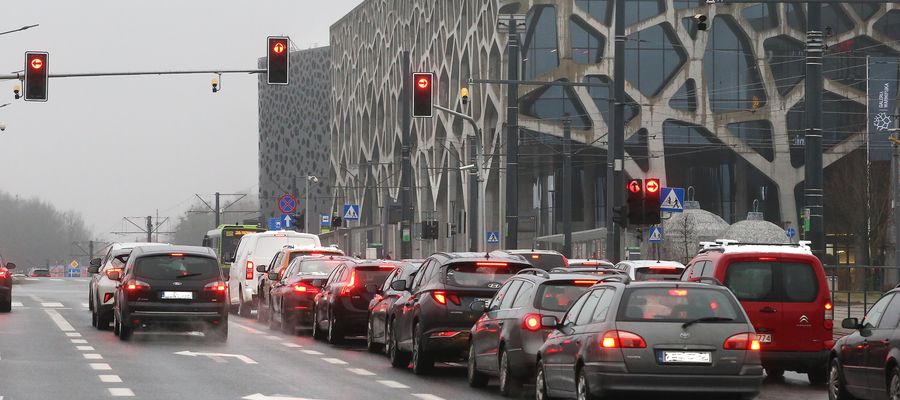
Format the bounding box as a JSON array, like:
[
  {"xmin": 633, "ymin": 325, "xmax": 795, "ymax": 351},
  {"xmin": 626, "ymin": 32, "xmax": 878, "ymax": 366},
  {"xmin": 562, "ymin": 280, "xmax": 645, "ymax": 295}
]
[
  {"xmin": 668, "ymin": 289, "xmax": 688, "ymax": 297},
  {"xmin": 522, "ymin": 314, "xmax": 542, "ymax": 331},
  {"xmin": 563, "ymin": 257, "xmax": 569, "ymax": 267},
  {"xmin": 476, "ymin": 262, "xmax": 508, "ymax": 267},
  {"xmin": 246, "ymin": 261, "xmax": 254, "ymax": 280},
  {"xmin": 203, "ymin": 281, "xmax": 227, "ymax": 292},
  {"xmin": 378, "ymin": 265, "xmax": 396, "ymax": 270},
  {"xmin": 125, "ymin": 280, "xmax": 150, "ymax": 291},
  {"xmin": 758, "ymin": 257, "xmax": 777, "ymax": 261},
  {"xmin": 0, "ymin": 269, "xmax": 6, "ymax": 278},
  {"xmin": 574, "ymin": 280, "xmax": 597, "ymax": 286},
  {"xmin": 103, "ymin": 293, "xmax": 113, "ymax": 303},
  {"xmin": 340, "ymin": 271, "xmax": 357, "ymax": 296},
  {"xmin": 824, "ymin": 300, "xmax": 833, "ymax": 329},
  {"xmin": 293, "ymin": 282, "xmax": 319, "ymax": 294},
  {"xmin": 170, "ymin": 253, "xmax": 184, "ymax": 257},
  {"xmin": 105, "ymin": 268, "xmax": 123, "ymax": 280},
  {"xmin": 431, "ymin": 290, "xmax": 461, "ymax": 306},
  {"xmin": 600, "ymin": 330, "xmax": 646, "ymax": 349},
  {"xmin": 724, "ymin": 333, "xmax": 760, "ymax": 350}
]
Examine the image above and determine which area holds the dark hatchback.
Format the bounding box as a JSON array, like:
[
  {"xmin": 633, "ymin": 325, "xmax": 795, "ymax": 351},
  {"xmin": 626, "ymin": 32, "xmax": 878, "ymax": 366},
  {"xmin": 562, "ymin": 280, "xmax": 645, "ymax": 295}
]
[
  {"xmin": 469, "ymin": 269, "xmax": 601, "ymax": 396},
  {"xmin": 828, "ymin": 287, "xmax": 900, "ymax": 400},
  {"xmin": 267, "ymin": 255, "xmax": 355, "ymax": 334},
  {"xmin": 367, "ymin": 261, "xmax": 421, "ymax": 352},
  {"xmin": 0, "ymin": 261, "xmax": 15, "ymax": 312},
  {"xmin": 387, "ymin": 252, "xmax": 531, "ymax": 374},
  {"xmin": 112, "ymin": 246, "xmax": 228, "ymax": 342},
  {"xmin": 312, "ymin": 261, "xmax": 399, "ymax": 344}
]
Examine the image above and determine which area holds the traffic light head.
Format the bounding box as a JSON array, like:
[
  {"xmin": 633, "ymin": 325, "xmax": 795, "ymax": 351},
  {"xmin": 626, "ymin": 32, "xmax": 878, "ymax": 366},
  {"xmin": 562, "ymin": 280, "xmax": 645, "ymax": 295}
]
[
  {"xmin": 267, "ymin": 37, "xmax": 289, "ymax": 85},
  {"xmin": 694, "ymin": 14, "xmax": 708, "ymax": 31},
  {"xmin": 412, "ymin": 72, "xmax": 433, "ymax": 118},
  {"xmin": 24, "ymin": 51, "xmax": 48, "ymax": 102},
  {"xmin": 626, "ymin": 179, "xmax": 643, "ymax": 226},
  {"xmin": 643, "ymin": 178, "xmax": 661, "ymax": 225}
]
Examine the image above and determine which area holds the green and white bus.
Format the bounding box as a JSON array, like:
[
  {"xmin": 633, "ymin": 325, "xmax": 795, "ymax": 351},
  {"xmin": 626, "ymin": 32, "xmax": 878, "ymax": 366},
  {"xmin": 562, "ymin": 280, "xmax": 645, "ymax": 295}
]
[{"xmin": 203, "ymin": 224, "xmax": 265, "ymax": 274}]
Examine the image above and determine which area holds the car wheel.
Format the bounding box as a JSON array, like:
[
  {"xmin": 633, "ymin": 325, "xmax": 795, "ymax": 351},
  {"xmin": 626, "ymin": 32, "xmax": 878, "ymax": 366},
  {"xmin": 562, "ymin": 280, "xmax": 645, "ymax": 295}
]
[
  {"xmin": 577, "ymin": 366, "xmax": 600, "ymax": 400},
  {"xmin": 91, "ymin": 309, "xmax": 99, "ymax": 327},
  {"xmin": 327, "ymin": 311, "xmax": 343, "ymax": 345},
  {"xmin": 282, "ymin": 308, "xmax": 296, "ymax": 335},
  {"xmin": 366, "ymin": 319, "xmax": 381, "ymax": 353},
  {"xmin": 207, "ymin": 323, "xmax": 228, "ymax": 342},
  {"xmin": 889, "ymin": 366, "xmax": 900, "ymax": 400},
  {"xmin": 411, "ymin": 322, "xmax": 433, "ymax": 375},
  {"xmin": 389, "ymin": 320, "xmax": 411, "ymax": 368},
  {"xmin": 467, "ymin": 341, "xmax": 489, "ymax": 388},
  {"xmin": 535, "ymin": 360, "xmax": 553, "ymax": 400},
  {"xmin": 118, "ymin": 321, "xmax": 133, "ymax": 341},
  {"xmin": 312, "ymin": 311, "xmax": 325, "ymax": 340},
  {"xmin": 238, "ymin": 288, "xmax": 252, "ymax": 318},
  {"xmin": 809, "ymin": 365, "xmax": 829, "ymax": 386},
  {"xmin": 828, "ymin": 358, "xmax": 855, "ymax": 400},
  {"xmin": 96, "ymin": 310, "xmax": 112, "ymax": 330},
  {"xmin": 499, "ymin": 348, "xmax": 522, "ymax": 397},
  {"xmin": 113, "ymin": 313, "xmax": 121, "ymax": 336},
  {"xmin": 765, "ymin": 368, "xmax": 785, "ymax": 379}
]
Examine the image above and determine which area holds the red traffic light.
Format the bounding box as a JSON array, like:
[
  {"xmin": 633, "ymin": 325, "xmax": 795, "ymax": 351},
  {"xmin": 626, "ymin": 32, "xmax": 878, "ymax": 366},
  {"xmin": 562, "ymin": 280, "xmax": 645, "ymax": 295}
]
[
  {"xmin": 30, "ymin": 57, "xmax": 43, "ymax": 70},
  {"xmin": 267, "ymin": 36, "xmax": 289, "ymax": 85},
  {"xmin": 417, "ymin": 77, "xmax": 430, "ymax": 89},
  {"xmin": 645, "ymin": 179, "xmax": 660, "ymax": 193},
  {"xmin": 272, "ymin": 42, "xmax": 285, "ymax": 54},
  {"xmin": 628, "ymin": 179, "xmax": 643, "ymax": 194},
  {"xmin": 412, "ymin": 72, "xmax": 433, "ymax": 118}
]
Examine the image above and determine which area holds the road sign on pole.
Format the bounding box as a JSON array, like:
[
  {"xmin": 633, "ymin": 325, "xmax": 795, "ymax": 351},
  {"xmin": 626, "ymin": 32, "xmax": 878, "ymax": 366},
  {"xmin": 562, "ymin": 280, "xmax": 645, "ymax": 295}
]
[
  {"xmin": 281, "ymin": 214, "xmax": 294, "ymax": 229},
  {"xmin": 660, "ymin": 188, "xmax": 685, "ymax": 213},
  {"xmin": 320, "ymin": 214, "xmax": 331, "ymax": 227},
  {"xmin": 786, "ymin": 227, "xmax": 796, "ymax": 239},
  {"xmin": 487, "ymin": 231, "xmax": 500, "ymax": 244},
  {"xmin": 343, "ymin": 204, "xmax": 360, "ymax": 221},
  {"xmin": 278, "ymin": 194, "xmax": 297, "ymax": 214},
  {"xmin": 648, "ymin": 226, "xmax": 664, "ymax": 243},
  {"xmin": 267, "ymin": 217, "xmax": 282, "ymax": 231}
]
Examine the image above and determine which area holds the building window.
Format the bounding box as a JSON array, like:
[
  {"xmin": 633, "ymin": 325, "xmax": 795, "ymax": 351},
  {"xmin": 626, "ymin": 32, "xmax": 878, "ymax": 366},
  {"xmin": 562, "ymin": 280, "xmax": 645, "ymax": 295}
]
[
  {"xmin": 575, "ymin": 0, "xmax": 610, "ymax": 25},
  {"xmin": 703, "ymin": 16, "xmax": 767, "ymax": 113},
  {"xmin": 524, "ymin": 6, "xmax": 559, "ymax": 80},
  {"xmin": 584, "ymin": 75, "xmax": 640, "ymax": 129},
  {"xmin": 521, "ymin": 81, "xmax": 592, "ymax": 129},
  {"xmin": 570, "ymin": 17, "xmax": 605, "ymax": 64},
  {"xmin": 625, "ymin": 23, "xmax": 687, "ymax": 97}
]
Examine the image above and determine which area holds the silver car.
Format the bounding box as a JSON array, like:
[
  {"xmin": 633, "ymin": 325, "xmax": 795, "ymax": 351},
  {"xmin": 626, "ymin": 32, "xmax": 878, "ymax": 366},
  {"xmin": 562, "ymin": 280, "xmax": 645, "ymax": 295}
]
[{"xmin": 535, "ymin": 279, "xmax": 763, "ymax": 399}]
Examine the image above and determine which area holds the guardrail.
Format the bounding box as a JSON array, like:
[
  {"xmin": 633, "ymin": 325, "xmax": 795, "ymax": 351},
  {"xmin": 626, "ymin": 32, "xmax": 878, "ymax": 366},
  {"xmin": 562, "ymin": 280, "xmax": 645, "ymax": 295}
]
[{"xmin": 825, "ymin": 264, "xmax": 899, "ymax": 320}]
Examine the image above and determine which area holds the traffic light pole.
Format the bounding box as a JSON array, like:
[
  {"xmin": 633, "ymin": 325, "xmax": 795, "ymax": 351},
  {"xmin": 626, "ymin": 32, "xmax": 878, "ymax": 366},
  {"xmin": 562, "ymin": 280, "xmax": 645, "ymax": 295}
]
[
  {"xmin": 505, "ymin": 16, "xmax": 520, "ymax": 250},
  {"xmin": 0, "ymin": 69, "xmax": 266, "ymax": 81},
  {"xmin": 562, "ymin": 118, "xmax": 573, "ymax": 258},
  {"xmin": 400, "ymin": 51, "xmax": 413, "ymax": 259},
  {"xmin": 804, "ymin": 4, "xmax": 825, "ymax": 260},
  {"xmin": 607, "ymin": 0, "xmax": 626, "ymax": 263}
]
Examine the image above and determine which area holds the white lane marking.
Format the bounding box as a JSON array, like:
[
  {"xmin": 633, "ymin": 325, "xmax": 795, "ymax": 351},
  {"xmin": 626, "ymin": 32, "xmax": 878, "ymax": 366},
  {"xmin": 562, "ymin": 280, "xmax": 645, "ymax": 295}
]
[
  {"xmin": 412, "ymin": 395, "xmax": 446, "ymax": 400},
  {"xmin": 346, "ymin": 368, "xmax": 375, "ymax": 376},
  {"xmin": 66, "ymin": 332, "xmax": 82, "ymax": 337},
  {"xmin": 321, "ymin": 358, "xmax": 347, "ymax": 365},
  {"xmin": 83, "ymin": 353, "xmax": 103, "ymax": 360},
  {"xmin": 44, "ymin": 309, "xmax": 75, "ymax": 331},
  {"xmin": 376, "ymin": 380, "xmax": 409, "ymax": 389},
  {"xmin": 90, "ymin": 363, "xmax": 112, "ymax": 370},
  {"xmin": 242, "ymin": 394, "xmax": 321, "ymax": 400},
  {"xmin": 81, "ymin": 303, "xmax": 89, "ymax": 308},
  {"xmin": 231, "ymin": 322, "xmax": 264, "ymax": 334},
  {"xmin": 99, "ymin": 375, "xmax": 122, "ymax": 383},
  {"xmin": 49, "ymin": 279, "xmax": 61, "ymax": 282},
  {"xmin": 11, "ymin": 302, "xmax": 22, "ymax": 307},
  {"xmin": 76, "ymin": 346, "xmax": 95, "ymax": 351},
  {"xmin": 300, "ymin": 349, "xmax": 323, "ymax": 355},
  {"xmin": 41, "ymin": 302, "xmax": 63, "ymax": 307},
  {"xmin": 71, "ymin": 339, "xmax": 88, "ymax": 344},
  {"xmin": 173, "ymin": 350, "xmax": 258, "ymax": 364},
  {"xmin": 265, "ymin": 335, "xmax": 281, "ymax": 340},
  {"xmin": 108, "ymin": 388, "xmax": 135, "ymax": 397},
  {"xmin": 25, "ymin": 277, "xmax": 39, "ymax": 281},
  {"xmin": 281, "ymin": 342, "xmax": 302, "ymax": 348}
]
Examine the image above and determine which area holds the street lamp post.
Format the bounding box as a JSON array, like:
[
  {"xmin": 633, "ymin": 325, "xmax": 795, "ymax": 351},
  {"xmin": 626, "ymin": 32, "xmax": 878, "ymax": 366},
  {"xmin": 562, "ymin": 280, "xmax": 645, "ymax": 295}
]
[{"xmin": 306, "ymin": 175, "xmax": 319, "ymax": 233}]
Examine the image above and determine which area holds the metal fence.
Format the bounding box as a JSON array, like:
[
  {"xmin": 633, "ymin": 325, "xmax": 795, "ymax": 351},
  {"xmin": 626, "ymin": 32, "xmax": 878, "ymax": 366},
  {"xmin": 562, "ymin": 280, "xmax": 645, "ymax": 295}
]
[{"xmin": 825, "ymin": 265, "xmax": 900, "ymax": 321}]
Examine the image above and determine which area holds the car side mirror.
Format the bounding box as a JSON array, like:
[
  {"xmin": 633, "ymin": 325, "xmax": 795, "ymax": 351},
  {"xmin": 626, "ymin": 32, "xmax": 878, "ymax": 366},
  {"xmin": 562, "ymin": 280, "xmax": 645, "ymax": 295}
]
[
  {"xmin": 541, "ymin": 315, "xmax": 559, "ymax": 328},
  {"xmin": 268, "ymin": 272, "xmax": 279, "ymax": 281},
  {"xmin": 107, "ymin": 270, "xmax": 122, "ymax": 281},
  {"xmin": 390, "ymin": 279, "xmax": 407, "ymax": 291},
  {"xmin": 88, "ymin": 266, "xmax": 100, "ymax": 274},
  {"xmin": 5, "ymin": 262, "xmax": 15, "ymax": 270},
  {"xmin": 256, "ymin": 265, "xmax": 268, "ymax": 273},
  {"xmin": 89, "ymin": 258, "xmax": 102, "ymax": 268},
  {"xmin": 470, "ymin": 301, "xmax": 487, "ymax": 313},
  {"xmin": 841, "ymin": 317, "xmax": 861, "ymax": 330}
]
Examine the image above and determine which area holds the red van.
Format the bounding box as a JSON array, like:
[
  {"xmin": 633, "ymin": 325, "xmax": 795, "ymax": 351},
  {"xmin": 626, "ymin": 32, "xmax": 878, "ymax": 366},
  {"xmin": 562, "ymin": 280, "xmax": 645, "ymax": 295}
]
[{"xmin": 683, "ymin": 241, "xmax": 832, "ymax": 384}]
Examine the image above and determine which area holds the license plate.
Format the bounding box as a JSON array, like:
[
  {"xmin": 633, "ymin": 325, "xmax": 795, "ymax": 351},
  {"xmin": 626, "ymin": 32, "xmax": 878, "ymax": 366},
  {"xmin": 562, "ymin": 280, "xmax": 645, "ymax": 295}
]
[
  {"xmin": 663, "ymin": 351, "xmax": 711, "ymax": 364},
  {"xmin": 758, "ymin": 334, "xmax": 772, "ymax": 343},
  {"xmin": 161, "ymin": 291, "xmax": 193, "ymax": 300}
]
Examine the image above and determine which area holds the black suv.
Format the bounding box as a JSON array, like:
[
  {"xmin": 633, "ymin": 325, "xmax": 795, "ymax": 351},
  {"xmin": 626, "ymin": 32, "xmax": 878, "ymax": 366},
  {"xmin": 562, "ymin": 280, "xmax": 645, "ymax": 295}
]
[
  {"xmin": 312, "ymin": 260, "xmax": 399, "ymax": 344},
  {"xmin": 112, "ymin": 245, "xmax": 228, "ymax": 342},
  {"xmin": 0, "ymin": 261, "xmax": 15, "ymax": 312},
  {"xmin": 829, "ymin": 287, "xmax": 900, "ymax": 400},
  {"xmin": 468, "ymin": 269, "xmax": 602, "ymax": 396},
  {"xmin": 387, "ymin": 252, "xmax": 531, "ymax": 374}
]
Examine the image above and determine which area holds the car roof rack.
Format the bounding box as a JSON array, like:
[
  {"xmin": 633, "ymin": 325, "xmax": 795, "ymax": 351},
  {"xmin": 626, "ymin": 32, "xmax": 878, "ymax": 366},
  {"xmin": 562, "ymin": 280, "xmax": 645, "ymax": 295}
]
[
  {"xmin": 688, "ymin": 277, "xmax": 724, "ymax": 286},
  {"xmin": 516, "ymin": 268, "xmax": 551, "ymax": 279},
  {"xmin": 697, "ymin": 239, "xmax": 812, "ymax": 254}
]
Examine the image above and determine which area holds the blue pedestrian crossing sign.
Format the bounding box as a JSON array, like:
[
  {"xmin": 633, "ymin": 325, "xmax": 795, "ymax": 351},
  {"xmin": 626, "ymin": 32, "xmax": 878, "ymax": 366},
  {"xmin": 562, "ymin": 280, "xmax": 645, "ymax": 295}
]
[
  {"xmin": 267, "ymin": 217, "xmax": 282, "ymax": 231},
  {"xmin": 486, "ymin": 231, "xmax": 500, "ymax": 244},
  {"xmin": 282, "ymin": 214, "xmax": 294, "ymax": 229},
  {"xmin": 648, "ymin": 226, "xmax": 664, "ymax": 243},
  {"xmin": 343, "ymin": 204, "xmax": 360, "ymax": 221},
  {"xmin": 660, "ymin": 187, "xmax": 685, "ymax": 213},
  {"xmin": 321, "ymin": 214, "xmax": 331, "ymax": 227},
  {"xmin": 786, "ymin": 227, "xmax": 796, "ymax": 238}
]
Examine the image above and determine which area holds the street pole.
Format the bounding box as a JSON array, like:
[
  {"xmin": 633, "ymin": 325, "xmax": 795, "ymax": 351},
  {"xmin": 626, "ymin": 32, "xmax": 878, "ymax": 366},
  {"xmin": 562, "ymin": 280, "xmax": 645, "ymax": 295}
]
[
  {"xmin": 305, "ymin": 177, "xmax": 311, "ymax": 233},
  {"xmin": 805, "ymin": 4, "xmax": 825, "ymax": 260},
  {"xmin": 606, "ymin": 0, "xmax": 626, "ymax": 263},
  {"xmin": 146, "ymin": 216, "xmax": 153, "ymax": 243},
  {"xmin": 562, "ymin": 118, "xmax": 573, "ymax": 258},
  {"xmin": 505, "ymin": 15, "xmax": 520, "ymax": 250},
  {"xmin": 214, "ymin": 192, "xmax": 220, "ymax": 227},
  {"xmin": 469, "ymin": 135, "xmax": 480, "ymax": 252},
  {"xmin": 400, "ymin": 51, "xmax": 413, "ymax": 259}
]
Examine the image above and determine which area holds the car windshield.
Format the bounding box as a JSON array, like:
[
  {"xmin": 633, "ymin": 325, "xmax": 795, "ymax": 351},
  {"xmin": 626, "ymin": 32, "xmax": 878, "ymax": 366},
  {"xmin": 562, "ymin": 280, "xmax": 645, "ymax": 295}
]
[
  {"xmin": 352, "ymin": 266, "xmax": 395, "ymax": 286},
  {"xmin": 536, "ymin": 281, "xmax": 596, "ymax": 312},
  {"xmin": 297, "ymin": 260, "xmax": 343, "ymax": 275},
  {"xmin": 618, "ymin": 287, "xmax": 742, "ymax": 323},
  {"xmin": 133, "ymin": 255, "xmax": 219, "ymax": 280},
  {"xmin": 444, "ymin": 262, "xmax": 527, "ymax": 288},
  {"xmin": 288, "ymin": 250, "xmax": 342, "ymax": 263},
  {"xmin": 254, "ymin": 236, "xmax": 318, "ymax": 256},
  {"xmin": 634, "ymin": 266, "xmax": 684, "ymax": 281}
]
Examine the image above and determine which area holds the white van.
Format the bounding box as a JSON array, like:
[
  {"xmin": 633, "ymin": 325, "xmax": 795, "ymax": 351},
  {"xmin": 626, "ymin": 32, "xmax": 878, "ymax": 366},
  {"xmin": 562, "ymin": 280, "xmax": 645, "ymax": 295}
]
[{"xmin": 227, "ymin": 231, "xmax": 320, "ymax": 317}]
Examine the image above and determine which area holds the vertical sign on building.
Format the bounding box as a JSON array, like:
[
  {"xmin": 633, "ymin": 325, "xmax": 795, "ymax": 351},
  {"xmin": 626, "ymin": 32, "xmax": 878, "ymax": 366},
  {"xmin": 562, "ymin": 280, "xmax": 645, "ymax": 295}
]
[{"xmin": 868, "ymin": 57, "xmax": 899, "ymax": 161}]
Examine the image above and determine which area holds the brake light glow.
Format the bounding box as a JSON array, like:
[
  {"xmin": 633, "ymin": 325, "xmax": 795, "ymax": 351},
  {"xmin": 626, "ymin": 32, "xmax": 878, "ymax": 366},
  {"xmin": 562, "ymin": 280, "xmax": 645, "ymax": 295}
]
[
  {"xmin": 431, "ymin": 290, "xmax": 461, "ymax": 305},
  {"xmin": 309, "ymin": 253, "xmax": 323, "ymax": 256},
  {"xmin": 563, "ymin": 257, "xmax": 569, "ymax": 267},
  {"xmin": 583, "ymin": 261, "xmax": 600, "ymax": 266},
  {"xmin": 125, "ymin": 280, "xmax": 150, "ymax": 291},
  {"xmin": 170, "ymin": 253, "xmax": 184, "ymax": 257},
  {"xmin": 105, "ymin": 267, "xmax": 123, "ymax": 279},
  {"xmin": 600, "ymin": 331, "xmax": 646, "ymax": 349},
  {"xmin": 522, "ymin": 314, "xmax": 542, "ymax": 331},
  {"xmin": 203, "ymin": 281, "xmax": 227, "ymax": 292},
  {"xmin": 274, "ymin": 234, "xmax": 287, "ymax": 237},
  {"xmin": 0, "ymin": 270, "xmax": 6, "ymax": 278},
  {"xmin": 293, "ymin": 282, "xmax": 319, "ymax": 294},
  {"xmin": 668, "ymin": 289, "xmax": 688, "ymax": 297},
  {"xmin": 103, "ymin": 293, "xmax": 113, "ymax": 302},
  {"xmin": 825, "ymin": 302, "xmax": 832, "ymax": 310},
  {"xmin": 340, "ymin": 271, "xmax": 357, "ymax": 296},
  {"xmin": 476, "ymin": 262, "xmax": 508, "ymax": 267},
  {"xmin": 378, "ymin": 265, "xmax": 397, "ymax": 270},
  {"xmin": 573, "ymin": 280, "xmax": 598, "ymax": 286},
  {"xmin": 724, "ymin": 333, "xmax": 760, "ymax": 350},
  {"xmin": 649, "ymin": 266, "xmax": 677, "ymax": 271},
  {"xmin": 758, "ymin": 257, "xmax": 777, "ymax": 261},
  {"xmin": 246, "ymin": 261, "xmax": 254, "ymax": 280},
  {"xmin": 531, "ymin": 255, "xmax": 540, "ymax": 260},
  {"xmin": 824, "ymin": 300, "xmax": 833, "ymax": 329}
]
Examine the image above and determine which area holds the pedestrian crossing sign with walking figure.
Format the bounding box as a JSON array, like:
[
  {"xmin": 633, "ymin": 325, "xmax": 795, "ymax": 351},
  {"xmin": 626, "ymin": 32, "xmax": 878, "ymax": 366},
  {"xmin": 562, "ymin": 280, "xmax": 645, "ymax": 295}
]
[
  {"xmin": 487, "ymin": 231, "xmax": 500, "ymax": 244},
  {"xmin": 660, "ymin": 187, "xmax": 685, "ymax": 213},
  {"xmin": 343, "ymin": 204, "xmax": 360, "ymax": 221}
]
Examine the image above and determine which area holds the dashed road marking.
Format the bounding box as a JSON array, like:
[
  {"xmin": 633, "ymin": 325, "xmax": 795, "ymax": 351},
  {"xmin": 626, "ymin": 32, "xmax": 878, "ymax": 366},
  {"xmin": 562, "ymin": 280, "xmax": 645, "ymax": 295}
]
[
  {"xmin": 76, "ymin": 346, "xmax": 95, "ymax": 351},
  {"xmin": 377, "ymin": 380, "xmax": 409, "ymax": 389},
  {"xmin": 281, "ymin": 342, "xmax": 302, "ymax": 348},
  {"xmin": 71, "ymin": 339, "xmax": 88, "ymax": 344},
  {"xmin": 44, "ymin": 309, "xmax": 75, "ymax": 331},
  {"xmin": 66, "ymin": 332, "xmax": 82, "ymax": 337},
  {"xmin": 99, "ymin": 375, "xmax": 122, "ymax": 383},
  {"xmin": 347, "ymin": 368, "xmax": 375, "ymax": 376},
  {"xmin": 231, "ymin": 322, "xmax": 264, "ymax": 334},
  {"xmin": 83, "ymin": 353, "xmax": 103, "ymax": 360},
  {"xmin": 300, "ymin": 350, "xmax": 323, "ymax": 355},
  {"xmin": 108, "ymin": 388, "xmax": 134, "ymax": 397},
  {"xmin": 49, "ymin": 279, "xmax": 61, "ymax": 282},
  {"xmin": 41, "ymin": 302, "xmax": 64, "ymax": 308},
  {"xmin": 11, "ymin": 302, "xmax": 22, "ymax": 307},
  {"xmin": 412, "ymin": 395, "xmax": 446, "ymax": 400},
  {"xmin": 265, "ymin": 335, "xmax": 281, "ymax": 340},
  {"xmin": 90, "ymin": 363, "xmax": 112, "ymax": 370},
  {"xmin": 321, "ymin": 358, "xmax": 347, "ymax": 365},
  {"xmin": 81, "ymin": 303, "xmax": 89, "ymax": 308}
]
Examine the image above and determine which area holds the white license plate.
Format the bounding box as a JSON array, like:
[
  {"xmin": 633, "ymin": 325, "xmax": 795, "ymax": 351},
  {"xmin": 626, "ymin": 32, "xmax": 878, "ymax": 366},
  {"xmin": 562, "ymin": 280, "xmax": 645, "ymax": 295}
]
[
  {"xmin": 758, "ymin": 334, "xmax": 772, "ymax": 343},
  {"xmin": 663, "ymin": 351, "xmax": 711, "ymax": 364},
  {"xmin": 161, "ymin": 291, "xmax": 193, "ymax": 300}
]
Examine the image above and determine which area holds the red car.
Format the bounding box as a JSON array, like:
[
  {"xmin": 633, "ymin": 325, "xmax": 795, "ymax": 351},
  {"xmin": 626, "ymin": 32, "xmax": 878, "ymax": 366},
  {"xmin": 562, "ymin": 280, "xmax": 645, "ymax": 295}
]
[
  {"xmin": 683, "ymin": 241, "xmax": 832, "ymax": 384},
  {"xmin": 0, "ymin": 262, "xmax": 15, "ymax": 312}
]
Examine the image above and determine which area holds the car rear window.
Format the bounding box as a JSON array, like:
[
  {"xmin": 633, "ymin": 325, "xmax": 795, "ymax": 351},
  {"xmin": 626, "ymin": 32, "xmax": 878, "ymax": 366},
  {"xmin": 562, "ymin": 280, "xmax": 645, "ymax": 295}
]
[
  {"xmin": 724, "ymin": 261, "xmax": 818, "ymax": 302},
  {"xmin": 289, "ymin": 250, "xmax": 342, "ymax": 263},
  {"xmin": 134, "ymin": 255, "xmax": 219, "ymax": 280},
  {"xmin": 254, "ymin": 236, "xmax": 318, "ymax": 256},
  {"xmin": 634, "ymin": 266, "xmax": 684, "ymax": 281},
  {"xmin": 444, "ymin": 262, "xmax": 527, "ymax": 288},
  {"xmin": 352, "ymin": 266, "xmax": 395, "ymax": 286},
  {"xmin": 519, "ymin": 253, "xmax": 567, "ymax": 270},
  {"xmin": 618, "ymin": 287, "xmax": 742, "ymax": 323},
  {"xmin": 536, "ymin": 281, "xmax": 596, "ymax": 312},
  {"xmin": 297, "ymin": 260, "xmax": 343, "ymax": 275}
]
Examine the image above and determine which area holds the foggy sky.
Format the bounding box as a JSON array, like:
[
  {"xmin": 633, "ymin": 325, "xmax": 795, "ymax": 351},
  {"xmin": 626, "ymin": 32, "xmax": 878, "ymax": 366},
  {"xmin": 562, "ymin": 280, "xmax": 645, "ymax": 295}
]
[{"xmin": 1, "ymin": 1, "xmax": 362, "ymax": 240}]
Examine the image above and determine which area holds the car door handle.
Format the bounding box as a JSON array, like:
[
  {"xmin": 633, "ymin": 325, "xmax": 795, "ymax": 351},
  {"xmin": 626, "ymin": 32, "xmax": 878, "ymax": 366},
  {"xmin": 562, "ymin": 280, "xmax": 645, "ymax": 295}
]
[{"xmin": 760, "ymin": 307, "xmax": 777, "ymax": 313}]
